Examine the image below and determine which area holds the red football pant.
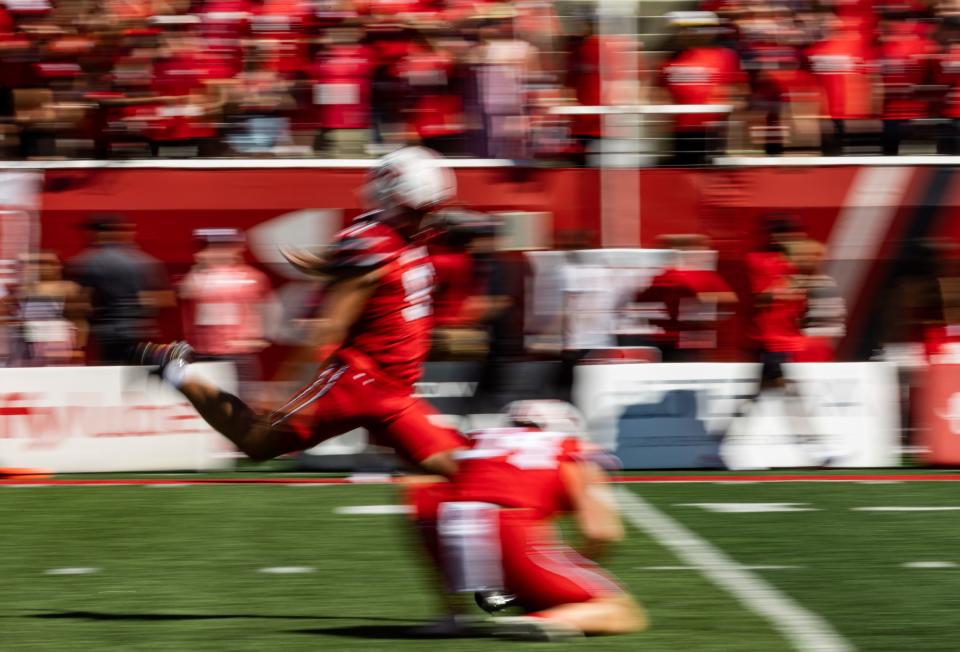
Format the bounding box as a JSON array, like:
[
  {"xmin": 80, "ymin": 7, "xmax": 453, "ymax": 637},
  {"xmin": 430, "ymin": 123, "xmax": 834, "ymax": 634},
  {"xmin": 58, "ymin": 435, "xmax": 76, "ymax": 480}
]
[
  {"xmin": 269, "ymin": 361, "xmax": 466, "ymax": 464},
  {"xmin": 408, "ymin": 484, "xmax": 624, "ymax": 611}
]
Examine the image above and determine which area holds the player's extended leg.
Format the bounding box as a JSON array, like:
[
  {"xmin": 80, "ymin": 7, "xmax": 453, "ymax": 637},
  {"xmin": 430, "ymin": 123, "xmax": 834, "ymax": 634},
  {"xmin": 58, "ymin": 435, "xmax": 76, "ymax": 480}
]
[
  {"xmin": 134, "ymin": 342, "xmax": 304, "ymax": 461},
  {"xmin": 529, "ymin": 594, "xmax": 646, "ymax": 635},
  {"xmin": 495, "ymin": 513, "xmax": 647, "ymax": 640},
  {"xmin": 373, "ymin": 395, "xmax": 466, "ymax": 478}
]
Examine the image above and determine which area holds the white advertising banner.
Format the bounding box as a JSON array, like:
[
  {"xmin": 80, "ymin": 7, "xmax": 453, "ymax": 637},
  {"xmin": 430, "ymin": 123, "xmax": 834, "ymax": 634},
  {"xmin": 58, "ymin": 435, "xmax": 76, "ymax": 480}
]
[
  {"xmin": 0, "ymin": 363, "xmax": 236, "ymax": 472},
  {"xmin": 574, "ymin": 362, "xmax": 900, "ymax": 469}
]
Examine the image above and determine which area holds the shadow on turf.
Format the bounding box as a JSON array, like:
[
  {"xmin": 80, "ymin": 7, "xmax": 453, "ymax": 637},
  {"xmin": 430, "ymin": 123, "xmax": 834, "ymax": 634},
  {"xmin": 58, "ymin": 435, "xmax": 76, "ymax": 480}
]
[
  {"xmin": 294, "ymin": 625, "xmax": 486, "ymax": 640},
  {"xmin": 24, "ymin": 610, "xmax": 411, "ymax": 624}
]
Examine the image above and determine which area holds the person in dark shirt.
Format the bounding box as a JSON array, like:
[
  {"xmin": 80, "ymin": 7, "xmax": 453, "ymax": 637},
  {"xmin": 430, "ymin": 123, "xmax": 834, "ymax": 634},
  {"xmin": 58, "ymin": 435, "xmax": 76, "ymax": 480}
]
[{"xmin": 66, "ymin": 214, "xmax": 174, "ymax": 364}]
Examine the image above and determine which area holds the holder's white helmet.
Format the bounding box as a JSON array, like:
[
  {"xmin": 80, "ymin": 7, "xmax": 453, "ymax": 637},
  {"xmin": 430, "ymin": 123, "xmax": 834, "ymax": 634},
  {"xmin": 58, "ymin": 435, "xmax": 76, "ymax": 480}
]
[
  {"xmin": 366, "ymin": 146, "xmax": 456, "ymax": 212},
  {"xmin": 505, "ymin": 400, "xmax": 586, "ymax": 437}
]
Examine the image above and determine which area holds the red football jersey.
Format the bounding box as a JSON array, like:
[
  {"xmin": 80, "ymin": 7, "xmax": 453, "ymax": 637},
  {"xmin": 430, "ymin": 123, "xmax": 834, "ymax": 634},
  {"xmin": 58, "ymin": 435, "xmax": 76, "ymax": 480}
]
[
  {"xmin": 878, "ymin": 25, "xmax": 937, "ymax": 120},
  {"xmin": 746, "ymin": 251, "xmax": 804, "ymax": 352},
  {"xmin": 310, "ymin": 44, "xmax": 374, "ymax": 130},
  {"xmin": 635, "ymin": 267, "xmax": 732, "ymax": 350},
  {"xmin": 327, "ymin": 214, "xmax": 436, "ymax": 389},
  {"xmin": 660, "ymin": 46, "xmax": 745, "ymax": 130},
  {"xmin": 938, "ymin": 45, "xmax": 960, "ymax": 119},
  {"xmin": 430, "ymin": 246, "xmax": 473, "ymax": 327},
  {"xmin": 805, "ymin": 30, "xmax": 874, "ymax": 120},
  {"xmin": 450, "ymin": 427, "xmax": 587, "ymax": 519}
]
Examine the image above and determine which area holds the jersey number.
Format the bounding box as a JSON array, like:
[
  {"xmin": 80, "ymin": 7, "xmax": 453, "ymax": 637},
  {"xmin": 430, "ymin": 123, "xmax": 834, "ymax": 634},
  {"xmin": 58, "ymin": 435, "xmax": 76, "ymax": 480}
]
[
  {"xmin": 471, "ymin": 429, "xmax": 564, "ymax": 470},
  {"xmin": 401, "ymin": 263, "xmax": 435, "ymax": 322}
]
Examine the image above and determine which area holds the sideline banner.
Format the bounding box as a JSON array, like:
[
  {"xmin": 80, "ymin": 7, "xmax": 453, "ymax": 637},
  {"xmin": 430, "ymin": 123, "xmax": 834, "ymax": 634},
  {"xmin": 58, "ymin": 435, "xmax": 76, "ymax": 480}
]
[
  {"xmin": 574, "ymin": 362, "xmax": 900, "ymax": 469},
  {"xmin": 918, "ymin": 363, "xmax": 960, "ymax": 465},
  {"xmin": 0, "ymin": 363, "xmax": 236, "ymax": 472}
]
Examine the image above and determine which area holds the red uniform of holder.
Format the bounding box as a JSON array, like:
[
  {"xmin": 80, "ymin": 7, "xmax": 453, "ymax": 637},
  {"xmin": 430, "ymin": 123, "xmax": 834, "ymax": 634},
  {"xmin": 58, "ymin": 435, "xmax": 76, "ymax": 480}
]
[{"xmin": 409, "ymin": 429, "xmax": 624, "ymax": 609}]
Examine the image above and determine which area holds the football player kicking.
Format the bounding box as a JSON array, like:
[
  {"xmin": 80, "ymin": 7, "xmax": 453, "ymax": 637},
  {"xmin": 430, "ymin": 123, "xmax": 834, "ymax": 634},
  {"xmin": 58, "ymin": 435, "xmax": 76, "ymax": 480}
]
[
  {"xmin": 407, "ymin": 400, "xmax": 646, "ymax": 641},
  {"xmin": 135, "ymin": 147, "xmax": 466, "ymax": 477}
]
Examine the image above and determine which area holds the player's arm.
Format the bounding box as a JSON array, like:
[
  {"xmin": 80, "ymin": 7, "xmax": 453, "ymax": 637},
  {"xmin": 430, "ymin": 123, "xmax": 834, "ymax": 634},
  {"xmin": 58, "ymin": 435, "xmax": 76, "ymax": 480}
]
[
  {"xmin": 274, "ymin": 270, "xmax": 381, "ymax": 382},
  {"xmin": 560, "ymin": 459, "xmax": 625, "ymax": 560},
  {"xmin": 274, "ymin": 245, "xmax": 385, "ymax": 381}
]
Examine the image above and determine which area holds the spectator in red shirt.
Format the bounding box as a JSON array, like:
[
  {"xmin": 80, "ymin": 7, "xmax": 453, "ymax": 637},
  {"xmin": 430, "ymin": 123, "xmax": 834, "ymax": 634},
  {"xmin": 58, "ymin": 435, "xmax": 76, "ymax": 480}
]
[
  {"xmin": 179, "ymin": 228, "xmax": 271, "ymax": 398},
  {"xmin": 401, "ymin": 22, "xmax": 467, "ymax": 156},
  {"xmin": 367, "ymin": 22, "xmax": 417, "ymax": 145},
  {"xmin": 728, "ymin": 215, "xmax": 837, "ymax": 466},
  {"xmin": 936, "ymin": 16, "xmax": 960, "ymax": 153},
  {"xmin": 791, "ymin": 239, "xmax": 846, "ymax": 362},
  {"xmin": 249, "ymin": 0, "xmax": 310, "ymax": 77},
  {"xmin": 736, "ymin": 5, "xmax": 819, "ymax": 155},
  {"xmin": 877, "ymin": 16, "xmax": 937, "ymax": 155},
  {"xmin": 198, "ymin": 0, "xmax": 252, "ymax": 80},
  {"xmin": 806, "ymin": 14, "xmax": 876, "ymax": 155},
  {"xmin": 567, "ymin": 20, "xmax": 639, "ymax": 161},
  {"xmin": 659, "ymin": 12, "xmax": 747, "ymax": 165},
  {"xmin": 149, "ymin": 16, "xmax": 228, "ymax": 156},
  {"xmin": 633, "ymin": 234, "xmax": 737, "ymax": 362},
  {"xmin": 223, "ymin": 43, "xmax": 295, "ymax": 154},
  {"xmin": 308, "ymin": 23, "xmax": 375, "ymax": 158},
  {"xmin": 745, "ymin": 214, "xmax": 807, "ymax": 381}
]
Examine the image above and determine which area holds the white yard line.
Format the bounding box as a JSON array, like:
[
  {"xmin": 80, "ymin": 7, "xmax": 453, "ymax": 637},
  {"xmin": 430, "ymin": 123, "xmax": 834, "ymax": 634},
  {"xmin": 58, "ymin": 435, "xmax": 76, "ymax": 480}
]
[
  {"xmin": 44, "ymin": 567, "xmax": 100, "ymax": 575},
  {"xmin": 901, "ymin": 561, "xmax": 957, "ymax": 569},
  {"xmin": 853, "ymin": 506, "xmax": 960, "ymax": 512},
  {"xmin": 677, "ymin": 502, "xmax": 819, "ymax": 513},
  {"xmin": 616, "ymin": 488, "xmax": 854, "ymax": 652},
  {"xmin": 334, "ymin": 505, "xmax": 412, "ymax": 515},
  {"xmin": 258, "ymin": 566, "xmax": 316, "ymax": 574}
]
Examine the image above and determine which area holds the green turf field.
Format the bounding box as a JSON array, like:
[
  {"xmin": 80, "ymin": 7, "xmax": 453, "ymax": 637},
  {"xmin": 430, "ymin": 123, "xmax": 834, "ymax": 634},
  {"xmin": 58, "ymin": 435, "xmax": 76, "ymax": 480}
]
[{"xmin": 2, "ymin": 480, "xmax": 959, "ymax": 651}]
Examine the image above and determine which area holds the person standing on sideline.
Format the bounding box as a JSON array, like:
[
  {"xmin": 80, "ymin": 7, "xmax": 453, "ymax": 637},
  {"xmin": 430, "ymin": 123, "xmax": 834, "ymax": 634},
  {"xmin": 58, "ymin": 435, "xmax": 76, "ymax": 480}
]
[
  {"xmin": 179, "ymin": 228, "xmax": 272, "ymax": 398},
  {"xmin": 67, "ymin": 214, "xmax": 174, "ymax": 364}
]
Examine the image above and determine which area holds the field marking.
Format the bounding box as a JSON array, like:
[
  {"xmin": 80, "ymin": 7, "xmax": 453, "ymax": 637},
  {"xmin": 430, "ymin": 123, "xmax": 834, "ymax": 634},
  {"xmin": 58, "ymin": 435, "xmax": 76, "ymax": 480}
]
[
  {"xmin": 641, "ymin": 565, "xmax": 804, "ymax": 571},
  {"xmin": 616, "ymin": 489, "xmax": 853, "ymax": 652},
  {"xmin": 145, "ymin": 483, "xmax": 192, "ymax": 488},
  {"xmin": 3, "ymin": 484, "xmax": 51, "ymax": 488},
  {"xmin": 855, "ymin": 481, "xmax": 902, "ymax": 485},
  {"xmin": 902, "ymin": 561, "xmax": 957, "ymax": 569},
  {"xmin": 258, "ymin": 566, "xmax": 316, "ymax": 574},
  {"xmin": 334, "ymin": 505, "xmax": 412, "ymax": 515},
  {"xmin": 852, "ymin": 506, "xmax": 960, "ymax": 512},
  {"xmin": 44, "ymin": 567, "xmax": 100, "ymax": 575},
  {"xmin": 678, "ymin": 503, "xmax": 819, "ymax": 513},
  {"xmin": 347, "ymin": 473, "xmax": 394, "ymax": 484}
]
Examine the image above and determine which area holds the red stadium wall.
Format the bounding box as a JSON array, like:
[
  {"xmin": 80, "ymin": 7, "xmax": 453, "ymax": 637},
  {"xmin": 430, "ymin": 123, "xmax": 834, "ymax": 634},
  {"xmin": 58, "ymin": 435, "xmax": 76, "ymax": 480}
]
[{"xmin": 34, "ymin": 164, "xmax": 960, "ymax": 358}]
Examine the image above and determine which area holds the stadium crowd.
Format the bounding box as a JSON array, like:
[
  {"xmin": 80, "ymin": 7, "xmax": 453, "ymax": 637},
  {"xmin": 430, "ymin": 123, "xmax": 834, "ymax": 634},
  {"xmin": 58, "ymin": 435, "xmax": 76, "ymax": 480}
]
[{"xmin": 1, "ymin": 0, "xmax": 960, "ymax": 162}]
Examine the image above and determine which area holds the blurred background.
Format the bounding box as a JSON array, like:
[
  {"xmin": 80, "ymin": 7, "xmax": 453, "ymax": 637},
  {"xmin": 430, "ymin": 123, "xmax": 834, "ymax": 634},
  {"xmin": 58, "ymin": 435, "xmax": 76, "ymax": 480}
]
[
  {"xmin": 0, "ymin": 0, "xmax": 956, "ymax": 162},
  {"xmin": 1, "ymin": 0, "xmax": 960, "ymax": 473}
]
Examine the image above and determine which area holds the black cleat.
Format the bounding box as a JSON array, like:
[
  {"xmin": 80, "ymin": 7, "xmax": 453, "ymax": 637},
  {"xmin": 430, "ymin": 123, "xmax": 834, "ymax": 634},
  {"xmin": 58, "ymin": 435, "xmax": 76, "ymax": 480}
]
[{"xmin": 475, "ymin": 590, "xmax": 518, "ymax": 614}]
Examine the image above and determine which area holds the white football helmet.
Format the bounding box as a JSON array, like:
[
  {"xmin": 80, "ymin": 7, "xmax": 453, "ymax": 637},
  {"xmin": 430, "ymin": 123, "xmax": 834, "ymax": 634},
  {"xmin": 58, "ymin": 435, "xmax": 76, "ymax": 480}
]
[
  {"xmin": 504, "ymin": 400, "xmax": 585, "ymax": 437},
  {"xmin": 366, "ymin": 146, "xmax": 456, "ymax": 212}
]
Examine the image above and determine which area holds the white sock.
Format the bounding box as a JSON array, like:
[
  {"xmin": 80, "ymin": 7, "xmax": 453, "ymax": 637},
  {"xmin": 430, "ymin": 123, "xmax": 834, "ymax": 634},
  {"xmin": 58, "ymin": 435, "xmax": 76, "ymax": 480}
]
[{"xmin": 162, "ymin": 361, "xmax": 192, "ymax": 388}]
